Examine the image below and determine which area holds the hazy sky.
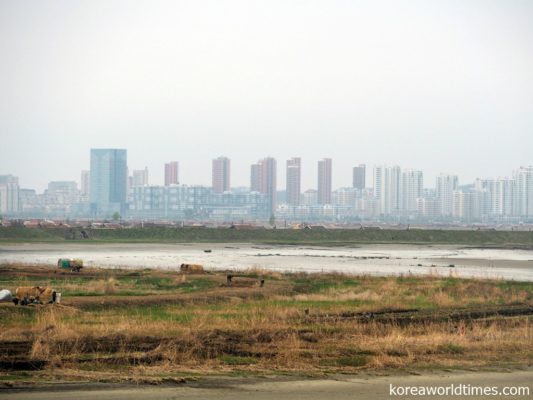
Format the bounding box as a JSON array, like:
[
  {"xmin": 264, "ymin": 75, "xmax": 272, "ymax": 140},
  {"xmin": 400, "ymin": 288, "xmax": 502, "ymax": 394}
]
[{"xmin": 1, "ymin": 0, "xmax": 532, "ymax": 192}]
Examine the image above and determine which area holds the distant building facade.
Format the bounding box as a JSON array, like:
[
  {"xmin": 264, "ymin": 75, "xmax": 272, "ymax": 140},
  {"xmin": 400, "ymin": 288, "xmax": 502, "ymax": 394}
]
[
  {"xmin": 212, "ymin": 156, "xmax": 231, "ymax": 193},
  {"xmin": 89, "ymin": 148, "xmax": 128, "ymax": 216},
  {"xmin": 250, "ymin": 163, "xmax": 261, "ymax": 192},
  {"xmin": 317, "ymin": 158, "xmax": 332, "ymax": 204},
  {"xmin": 514, "ymin": 166, "xmax": 533, "ymax": 219},
  {"xmin": 250, "ymin": 157, "xmax": 277, "ymax": 214},
  {"xmin": 453, "ymin": 188, "xmax": 490, "ymax": 222},
  {"xmin": 45, "ymin": 181, "xmax": 77, "ymax": 195},
  {"xmin": 352, "ymin": 164, "xmax": 366, "ymax": 190},
  {"xmin": 128, "ymin": 185, "xmax": 269, "ymax": 221},
  {"xmin": 436, "ymin": 174, "xmax": 458, "ymax": 217},
  {"xmin": 286, "ymin": 157, "xmax": 301, "ymax": 206},
  {"xmin": 400, "ymin": 169, "xmax": 423, "ymax": 214},
  {"xmin": 302, "ymin": 189, "xmax": 318, "ymax": 205},
  {"xmin": 164, "ymin": 162, "xmax": 179, "ymax": 186},
  {"xmin": 373, "ymin": 165, "xmax": 401, "ymax": 216},
  {"xmin": 81, "ymin": 170, "xmax": 90, "ymax": 197},
  {"xmin": 0, "ymin": 175, "xmax": 19, "ymax": 214},
  {"xmin": 132, "ymin": 167, "xmax": 149, "ymax": 187}
]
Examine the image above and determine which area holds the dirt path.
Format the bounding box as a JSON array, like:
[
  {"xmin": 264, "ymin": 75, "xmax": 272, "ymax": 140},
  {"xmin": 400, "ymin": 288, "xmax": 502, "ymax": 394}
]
[{"xmin": 2, "ymin": 369, "xmax": 532, "ymax": 400}]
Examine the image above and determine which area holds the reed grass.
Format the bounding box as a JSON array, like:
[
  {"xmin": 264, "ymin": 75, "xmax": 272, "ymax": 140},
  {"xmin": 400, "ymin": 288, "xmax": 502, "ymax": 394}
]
[{"xmin": 0, "ymin": 265, "xmax": 531, "ymax": 381}]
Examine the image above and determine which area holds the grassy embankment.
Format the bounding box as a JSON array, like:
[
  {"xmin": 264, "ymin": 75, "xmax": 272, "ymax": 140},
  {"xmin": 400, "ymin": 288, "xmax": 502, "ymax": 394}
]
[
  {"xmin": 1, "ymin": 226, "xmax": 533, "ymax": 247},
  {"xmin": 0, "ymin": 264, "xmax": 532, "ymax": 384}
]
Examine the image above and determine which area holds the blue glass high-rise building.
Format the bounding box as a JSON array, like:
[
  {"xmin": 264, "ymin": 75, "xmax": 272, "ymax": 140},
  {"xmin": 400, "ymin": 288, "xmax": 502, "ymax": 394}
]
[{"xmin": 89, "ymin": 149, "xmax": 127, "ymax": 216}]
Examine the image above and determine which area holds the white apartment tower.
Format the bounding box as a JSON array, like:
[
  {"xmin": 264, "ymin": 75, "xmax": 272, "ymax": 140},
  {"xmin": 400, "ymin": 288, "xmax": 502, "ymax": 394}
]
[
  {"xmin": 286, "ymin": 157, "xmax": 301, "ymax": 206},
  {"xmin": 400, "ymin": 169, "xmax": 423, "ymax": 214},
  {"xmin": 514, "ymin": 166, "xmax": 533, "ymax": 218},
  {"xmin": 317, "ymin": 158, "xmax": 332, "ymax": 205},
  {"xmin": 453, "ymin": 189, "xmax": 490, "ymax": 222},
  {"xmin": 476, "ymin": 178, "xmax": 515, "ymax": 218},
  {"xmin": 0, "ymin": 175, "xmax": 20, "ymax": 214},
  {"xmin": 373, "ymin": 165, "xmax": 401, "ymax": 216},
  {"xmin": 436, "ymin": 174, "xmax": 458, "ymax": 217},
  {"xmin": 132, "ymin": 167, "xmax": 149, "ymax": 187}
]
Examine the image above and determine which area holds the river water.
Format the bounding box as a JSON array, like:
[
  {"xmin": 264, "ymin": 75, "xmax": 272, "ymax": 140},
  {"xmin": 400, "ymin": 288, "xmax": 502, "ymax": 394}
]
[{"xmin": 1, "ymin": 243, "xmax": 532, "ymax": 281}]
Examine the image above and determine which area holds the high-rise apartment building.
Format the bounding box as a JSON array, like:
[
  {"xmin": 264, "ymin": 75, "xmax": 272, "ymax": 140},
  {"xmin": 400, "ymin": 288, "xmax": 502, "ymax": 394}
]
[
  {"xmin": 352, "ymin": 164, "xmax": 366, "ymax": 190},
  {"xmin": 212, "ymin": 157, "xmax": 231, "ymax": 193},
  {"xmin": 436, "ymin": 174, "xmax": 458, "ymax": 217},
  {"xmin": 164, "ymin": 162, "xmax": 179, "ymax": 186},
  {"xmin": 0, "ymin": 175, "xmax": 20, "ymax": 214},
  {"xmin": 250, "ymin": 163, "xmax": 261, "ymax": 192},
  {"xmin": 416, "ymin": 197, "xmax": 440, "ymax": 219},
  {"xmin": 373, "ymin": 165, "xmax": 401, "ymax": 216},
  {"xmin": 514, "ymin": 166, "xmax": 533, "ymax": 218},
  {"xmin": 317, "ymin": 158, "xmax": 332, "ymax": 204},
  {"xmin": 261, "ymin": 157, "xmax": 277, "ymax": 215},
  {"xmin": 89, "ymin": 148, "xmax": 128, "ymax": 216},
  {"xmin": 453, "ymin": 189, "xmax": 490, "ymax": 222},
  {"xmin": 132, "ymin": 167, "xmax": 149, "ymax": 187},
  {"xmin": 47, "ymin": 181, "xmax": 78, "ymax": 195},
  {"xmin": 302, "ymin": 189, "xmax": 318, "ymax": 205},
  {"xmin": 250, "ymin": 158, "xmax": 277, "ymax": 214},
  {"xmin": 81, "ymin": 170, "xmax": 90, "ymax": 197},
  {"xmin": 286, "ymin": 157, "xmax": 301, "ymax": 206},
  {"xmin": 400, "ymin": 169, "xmax": 423, "ymax": 214},
  {"xmin": 333, "ymin": 187, "xmax": 358, "ymax": 207},
  {"xmin": 476, "ymin": 178, "xmax": 515, "ymax": 218}
]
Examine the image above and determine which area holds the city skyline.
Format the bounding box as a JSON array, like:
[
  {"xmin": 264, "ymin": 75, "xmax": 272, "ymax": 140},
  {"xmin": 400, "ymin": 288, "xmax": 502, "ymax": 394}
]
[
  {"xmin": 2, "ymin": 148, "xmax": 531, "ymax": 194},
  {"xmin": 2, "ymin": 152, "xmax": 532, "ymax": 194},
  {"xmin": 1, "ymin": 2, "xmax": 532, "ymax": 390},
  {"xmin": 1, "ymin": 1, "xmax": 532, "ymax": 192},
  {"xmin": 3, "ymin": 148, "xmax": 532, "ymax": 222}
]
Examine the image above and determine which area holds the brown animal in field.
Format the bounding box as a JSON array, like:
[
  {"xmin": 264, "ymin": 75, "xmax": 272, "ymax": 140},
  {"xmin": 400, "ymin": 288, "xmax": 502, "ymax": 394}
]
[
  {"xmin": 15, "ymin": 286, "xmax": 56, "ymax": 304},
  {"xmin": 180, "ymin": 263, "xmax": 204, "ymax": 273}
]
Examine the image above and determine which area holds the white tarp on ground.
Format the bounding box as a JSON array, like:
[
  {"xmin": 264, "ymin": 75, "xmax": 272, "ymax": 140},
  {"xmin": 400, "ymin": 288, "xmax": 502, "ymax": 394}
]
[{"xmin": 0, "ymin": 289, "xmax": 13, "ymax": 302}]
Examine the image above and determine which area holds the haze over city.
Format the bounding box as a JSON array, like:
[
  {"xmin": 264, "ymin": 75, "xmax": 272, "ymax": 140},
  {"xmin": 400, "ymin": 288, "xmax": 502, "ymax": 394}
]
[
  {"xmin": 2, "ymin": 2, "xmax": 533, "ymax": 395},
  {"xmin": 1, "ymin": 0, "xmax": 532, "ymax": 192}
]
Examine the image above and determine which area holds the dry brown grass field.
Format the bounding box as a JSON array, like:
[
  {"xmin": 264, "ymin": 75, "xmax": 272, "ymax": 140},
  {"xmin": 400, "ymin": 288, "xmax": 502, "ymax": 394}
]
[{"xmin": 0, "ymin": 263, "xmax": 532, "ymax": 385}]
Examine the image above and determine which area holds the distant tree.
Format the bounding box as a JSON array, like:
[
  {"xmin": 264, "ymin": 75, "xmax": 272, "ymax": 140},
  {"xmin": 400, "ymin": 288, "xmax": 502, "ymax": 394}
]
[
  {"xmin": 269, "ymin": 214, "xmax": 275, "ymax": 226},
  {"xmin": 184, "ymin": 209, "xmax": 195, "ymax": 220},
  {"xmin": 112, "ymin": 212, "xmax": 121, "ymax": 221}
]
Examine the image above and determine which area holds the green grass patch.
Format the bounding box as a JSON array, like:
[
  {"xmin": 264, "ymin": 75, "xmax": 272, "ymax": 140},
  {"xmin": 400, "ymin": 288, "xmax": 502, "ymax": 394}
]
[
  {"xmin": 178, "ymin": 278, "xmax": 216, "ymax": 293},
  {"xmin": 336, "ymin": 355, "xmax": 369, "ymax": 367},
  {"xmin": 498, "ymin": 281, "xmax": 533, "ymax": 293},
  {"xmin": 440, "ymin": 277, "xmax": 460, "ymax": 288},
  {"xmin": 396, "ymin": 275, "xmax": 420, "ymax": 284},
  {"xmin": 0, "ymin": 372, "xmax": 33, "ymax": 381},
  {"xmin": 412, "ymin": 295, "xmax": 437, "ymax": 309},
  {"xmin": 291, "ymin": 277, "xmax": 360, "ymax": 294},
  {"xmin": 4, "ymin": 226, "xmax": 533, "ymax": 247},
  {"xmin": 319, "ymin": 355, "xmax": 369, "ymax": 367},
  {"xmin": 136, "ymin": 276, "xmax": 177, "ymax": 290},
  {"xmin": 0, "ymin": 306, "xmax": 37, "ymax": 324},
  {"xmin": 60, "ymin": 291, "xmax": 105, "ymax": 296}
]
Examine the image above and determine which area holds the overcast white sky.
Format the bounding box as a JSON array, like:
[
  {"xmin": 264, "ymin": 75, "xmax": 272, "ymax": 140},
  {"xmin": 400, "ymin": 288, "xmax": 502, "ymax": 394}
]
[{"xmin": 1, "ymin": 0, "xmax": 532, "ymax": 192}]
